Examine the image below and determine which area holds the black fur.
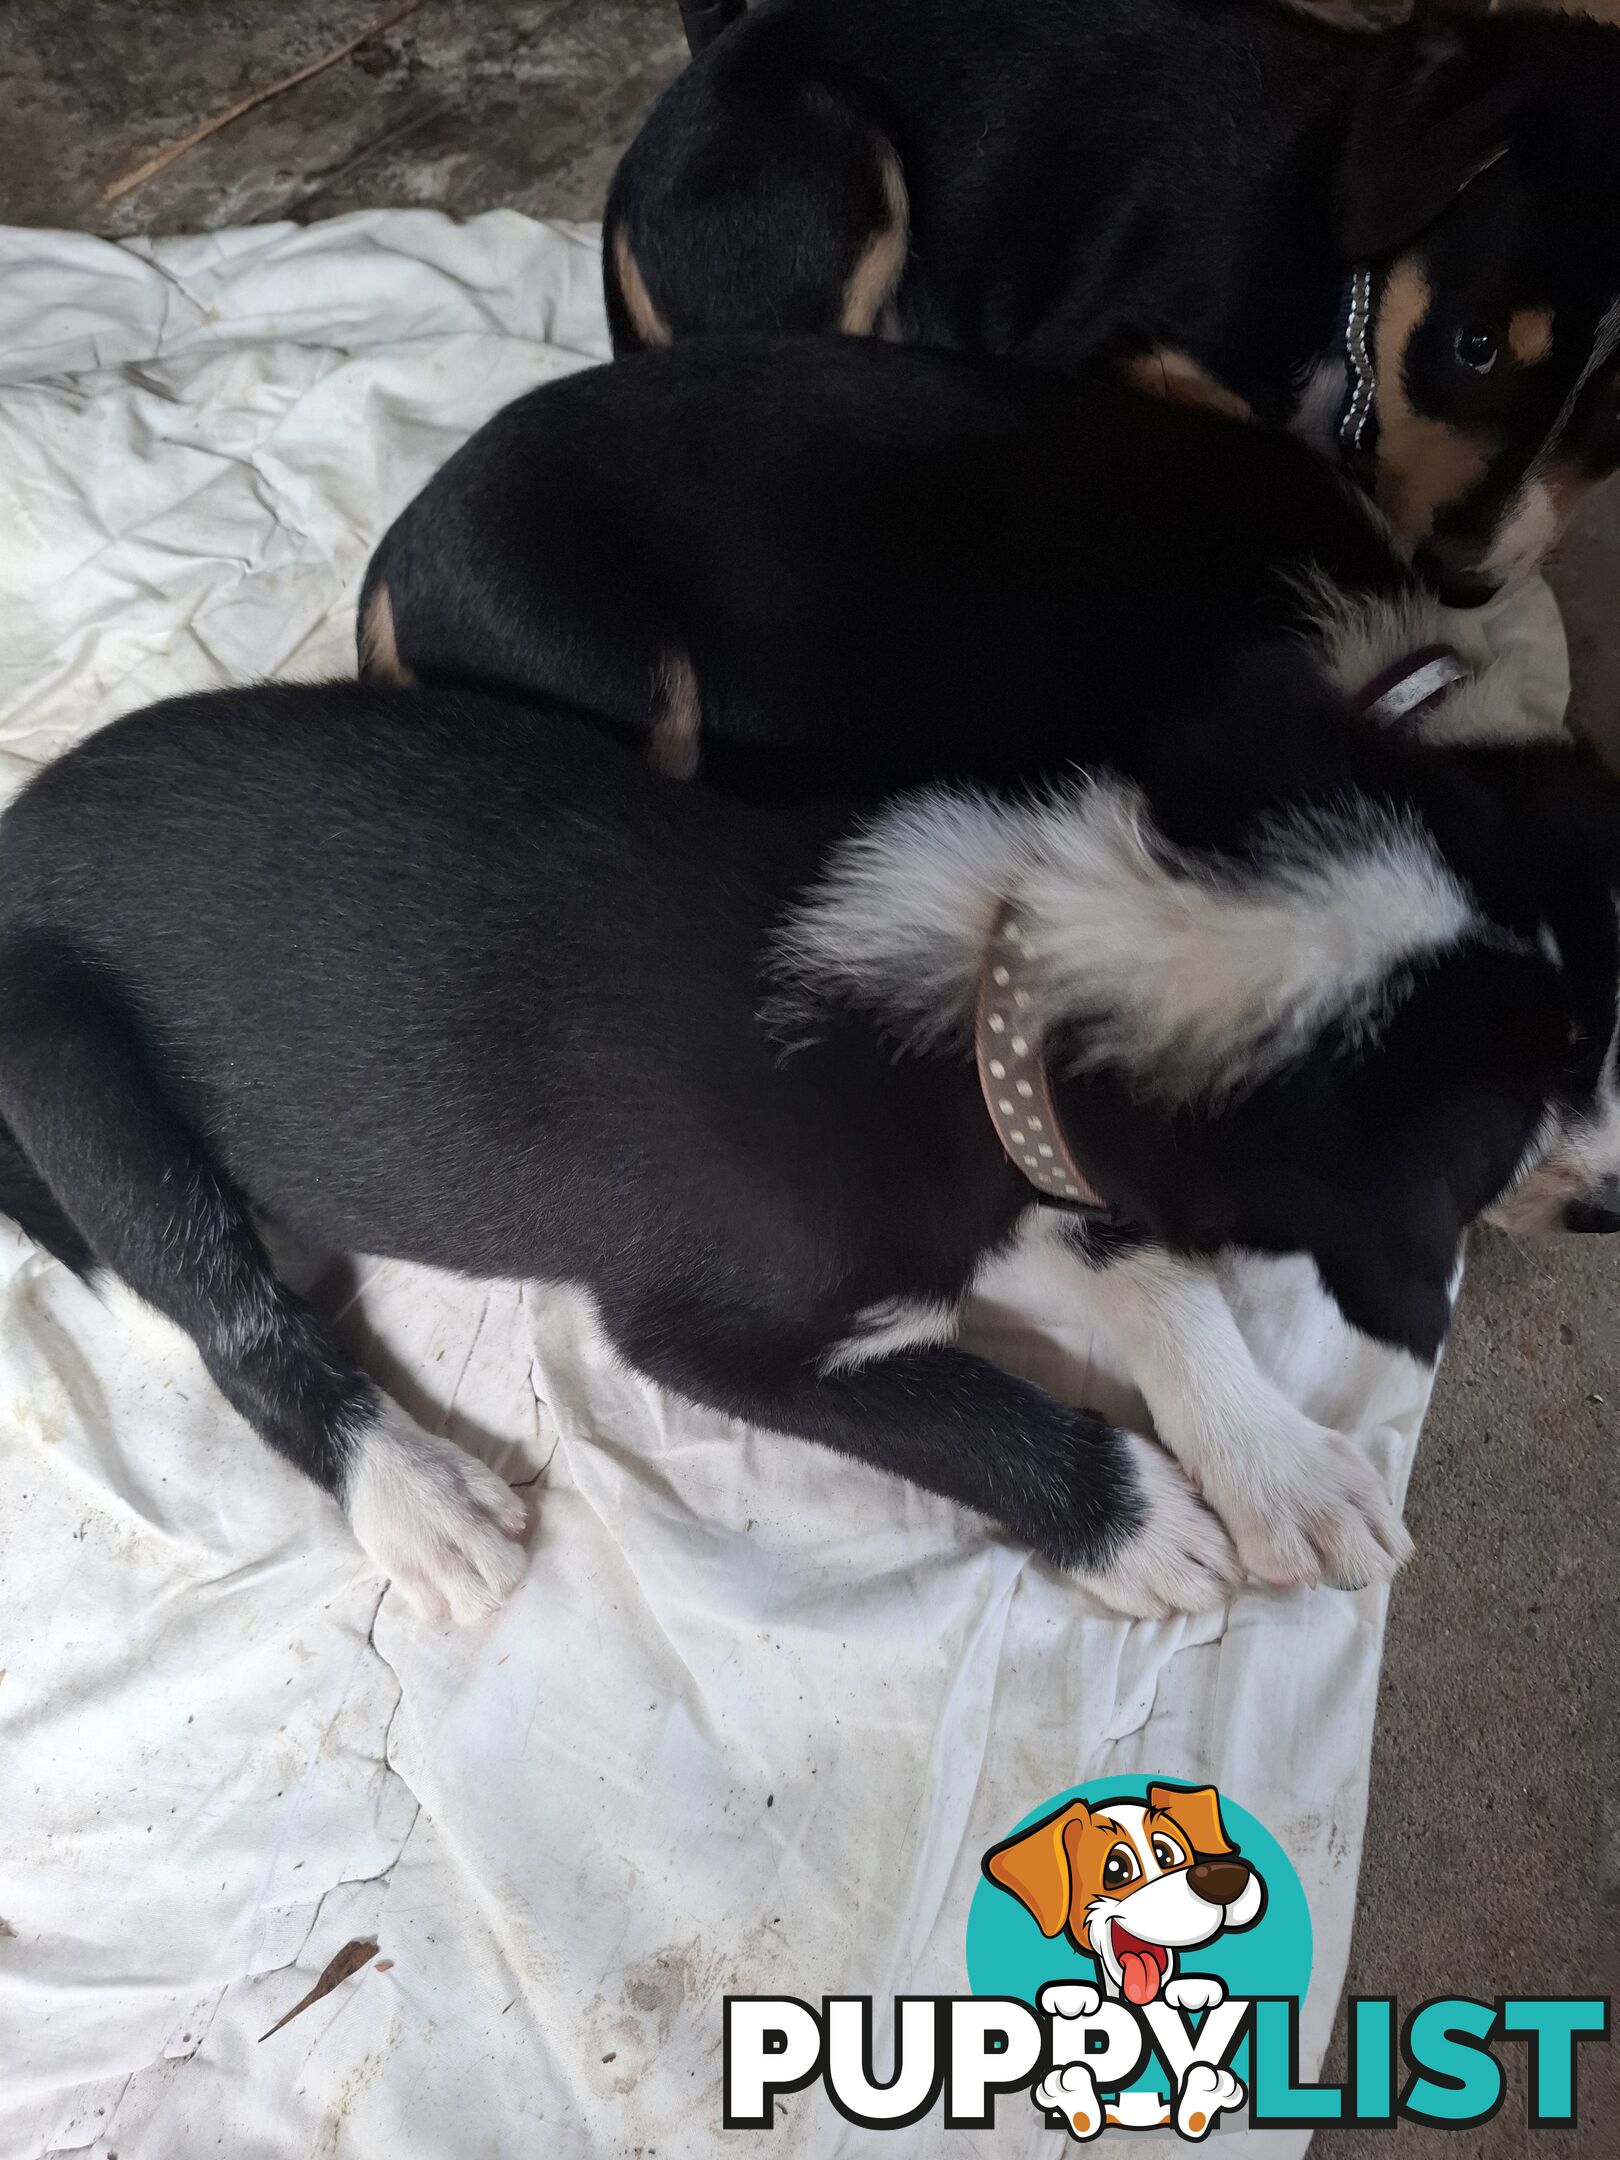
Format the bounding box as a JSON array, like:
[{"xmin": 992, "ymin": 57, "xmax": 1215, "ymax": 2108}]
[
  {"xmin": 679, "ymin": 0, "xmax": 745, "ymax": 60},
  {"xmin": 607, "ymin": 0, "xmax": 1620, "ymax": 595},
  {"xmin": 0, "ymin": 679, "xmax": 1613, "ymax": 1562},
  {"xmin": 363, "ymin": 336, "xmax": 1407, "ymax": 798}
]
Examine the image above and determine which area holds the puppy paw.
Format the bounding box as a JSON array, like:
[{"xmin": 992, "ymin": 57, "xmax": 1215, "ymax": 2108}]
[
  {"xmin": 1163, "ymin": 1975, "xmax": 1225, "ymax": 2013},
  {"xmin": 1219, "ymin": 1420, "xmax": 1412, "ymax": 1592},
  {"xmin": 1082, "ymin": 1434, "xmax": 1240, "ymax": 1619},
  {"xmin": 1176, "ymin": 2061, "xmax": 1244, "ymax": 2140},
  {"xmin": 1035, "ymin": 2062, "xmax": 1105, "ymax": 2141},
  {"xmin": 1040, "ymin": 1981, "xmax": 1102, "ymax": 2021},
  {"xmin": 345, "ymin": 1405, "xmax": 529, "ymax": 1623}
]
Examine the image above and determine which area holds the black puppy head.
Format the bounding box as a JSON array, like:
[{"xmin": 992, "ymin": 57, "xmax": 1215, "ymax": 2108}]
[{"xmin": 1337, "ymin": 16, "xmax": 1620, "ymax": 601}]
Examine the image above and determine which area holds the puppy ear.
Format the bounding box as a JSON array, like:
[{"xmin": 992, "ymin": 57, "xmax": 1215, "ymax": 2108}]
[
  {"xmin": 1148, "ymin": 1783, "xmax": 1235, "ymax": 1859},
  {"xmin": 1336, "ymin": 27, "xmax": 1520, "ymax": 261},
  {"xmin": 982, "ymin": 1801, "xmax": 1091, "ymax": 1937}
]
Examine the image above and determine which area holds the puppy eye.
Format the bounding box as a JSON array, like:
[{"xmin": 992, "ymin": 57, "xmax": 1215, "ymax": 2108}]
[
  {"xmin": 1151, "ymin": 1836, "xmax": 1185, "ymax": 1869},
  {"xmin": 1453, "ymin": 326, "xmax": 1500, "ymax": 375},
  {"xmin": 1102, "ymin": 1844, "xmax": 1140, "ymax": 1889}
]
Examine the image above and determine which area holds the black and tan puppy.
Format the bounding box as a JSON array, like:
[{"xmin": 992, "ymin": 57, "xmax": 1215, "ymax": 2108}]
[
  {"xmin": 362, "ymin": 337, "xmax": 1419, "ymax": 801},
  {"xmin": 605, "ymin": 0, "xmax": 1620, "ymax": 600},
  {"xmin": 2, "ymin": 673, "xmax": 1617, "ymax": 1617},
  {"xmin": 362, "ymin": 335, "xmax": 1576, "ymax": 806}
]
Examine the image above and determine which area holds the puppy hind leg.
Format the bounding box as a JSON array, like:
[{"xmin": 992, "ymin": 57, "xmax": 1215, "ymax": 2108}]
[
  {"xmin": 0, "ymin": 1113, "xmax": 95, "ymax": 1275},
  {"xmin": 614, "ymin": 1307, "xmax": 1235, "ymax": 1617},
  {"xmin": 799, "ymin": 1347, "xmax": 1244, "ymax": 1624},
  {"xmin": 0, "ymin": 941, "xmax": 525, "ymax": 1620},
  {"xmin": 648, "ymin": 649, "xmax": 703, "ymax": 780},
  {"xmin": 606, "ymin": 71, "xmax": 906, "ymax": 344},
  {"xmin": 356, "ymin": 574, "xmax": 414, "ymax": 687},
  {"xmin": 838, "ymin": 140, "xmax": 909, "ymax": 337}
]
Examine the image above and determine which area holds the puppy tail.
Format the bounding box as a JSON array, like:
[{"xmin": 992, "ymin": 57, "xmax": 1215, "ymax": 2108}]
[{"xmin": 0, "ymin": 1116, "xmax": 96, "ymax": 1277}]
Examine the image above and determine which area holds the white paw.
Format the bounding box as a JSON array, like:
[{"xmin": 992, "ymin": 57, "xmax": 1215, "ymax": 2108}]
[
  {"xmin": 1163, "ymin": 1975, "xmax": 1225, "ymax": 2013},
  {"xmin": 1215, "ymin": 1419, "xmax": 1412, "ymax": 1592},
  {"xmin": 1040, "ymin": 1981, "xmax": 1102, "ymax": 2021},
  {"xmin": 1034, "ymin": 2061, "xmax": 1105, "ymax": 2141},
  {"xmin": 1082, "ymin": 1434, "xmax": 1240, "ymax": 1619},
  {"xmin": 345, "ymin": 1405, "xmax": 529, "ymax": 1624},
  {"xmin": 1176, "ymin": 2062, "xmax": 1243, "ymax": 2140}
]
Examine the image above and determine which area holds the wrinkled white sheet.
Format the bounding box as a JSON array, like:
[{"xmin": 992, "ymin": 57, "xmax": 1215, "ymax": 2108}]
[{"xmin": 0, "ymin": 211, "xmax": 1470, "ymax": 2159}]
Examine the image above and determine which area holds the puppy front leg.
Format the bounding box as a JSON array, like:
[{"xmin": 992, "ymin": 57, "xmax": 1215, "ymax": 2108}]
[
  {"xmin": 612, "ymin": 1313, "xmax": 1236, "ymax": 1617},
  {"xmin": 1059, "ymin": 1234, "xmax": 1412, "ymax": 1591}
]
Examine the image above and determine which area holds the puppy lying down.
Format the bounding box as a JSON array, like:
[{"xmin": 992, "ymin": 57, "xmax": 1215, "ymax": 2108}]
[{"xmin": 0, "ymin": 670, "xmax": 1613, "ymax": 1620}]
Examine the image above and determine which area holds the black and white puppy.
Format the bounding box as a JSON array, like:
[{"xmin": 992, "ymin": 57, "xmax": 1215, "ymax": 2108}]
[
  {"xmin": 605, "ymin": 0, "xmax": 1620, "ymax": 600},
  {"xmin": 1, "ymin": 675, "xmax": 1615, "ymax": 1617}
]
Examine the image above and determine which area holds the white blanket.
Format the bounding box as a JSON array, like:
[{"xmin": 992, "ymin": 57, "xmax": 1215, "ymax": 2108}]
[{"xmin": 0, "ymin": 211, "xmax": 1449, "ymax": 2159}]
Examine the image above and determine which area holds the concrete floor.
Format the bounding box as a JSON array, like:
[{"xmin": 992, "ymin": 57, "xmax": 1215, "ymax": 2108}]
[{"xmin": 2, "ymin": 1, "xmax": 1614, "ymax": 2148}]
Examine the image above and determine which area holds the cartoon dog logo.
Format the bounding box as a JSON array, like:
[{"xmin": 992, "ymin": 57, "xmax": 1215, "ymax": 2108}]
[{"xmin": 982, "ymin": 1782, "xmax": 1266, "ymax": 2138}]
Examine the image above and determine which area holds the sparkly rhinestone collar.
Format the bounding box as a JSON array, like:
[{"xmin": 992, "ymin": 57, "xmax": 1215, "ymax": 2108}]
[
  {"xmin": 974, "ymin": 902, "xmax": 1110, "ymax": 1213},
  {"xmin": 1336, "ymin": 265, "xmax": 1379, "ymax": 465}
]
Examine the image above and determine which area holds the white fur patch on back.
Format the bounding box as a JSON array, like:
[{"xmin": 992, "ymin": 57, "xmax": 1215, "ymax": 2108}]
[{"xmin": 773, "ymin": 776, "xmax": 1482, "ymax": 1103}]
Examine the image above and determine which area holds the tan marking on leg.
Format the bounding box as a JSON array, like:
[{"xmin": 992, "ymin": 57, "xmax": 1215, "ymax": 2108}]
[
  {"xmin": 612, "ymin": 225, "xmax": 672, "ymax": 350},
  {"xmin": 1508, "ymin": 308, "xmax": 1554, "ymax": 366},
  {"xmin": 1373, "ymin": 256, "xmax": 1495, "ymax": 540},
  {"xmin": 1188, "ymin": 2112, "xmax": 1208, "ymax": 2135},
  {"xmin": 358, "ymin": 580, "xmax": 413, "ymax": 687},
  {"xmin": 649, "ymin": 650, "xmax": 701, "ymax": 780},
  {"xmin": 840, "ymin": 144, "xmax": 909, "ymax": 336},
  {"xmin": 1119, "ymin": 349, "xmax": 1254, "ymax": 423}
]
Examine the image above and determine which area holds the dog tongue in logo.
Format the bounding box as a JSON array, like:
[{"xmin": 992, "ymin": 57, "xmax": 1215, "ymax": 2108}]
[{"xmin": 1112, "ymin": 1927, "xmax": 1166, "ymax": 2005}]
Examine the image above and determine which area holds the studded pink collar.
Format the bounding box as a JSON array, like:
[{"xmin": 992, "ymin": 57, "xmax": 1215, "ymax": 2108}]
[{"xmin": 974, "ymin": 902, "xmax": 1110, "ymax": 1213}]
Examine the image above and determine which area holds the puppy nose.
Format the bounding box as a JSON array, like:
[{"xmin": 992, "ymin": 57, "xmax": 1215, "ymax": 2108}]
[
  {"xmin": 1564, "ymin": 1197, "xmax": 1620, "ymax": 1234},
  {"xmin": 1187, "ymin": 1859, "xmax": 1251, "ymax": 1907},
  {"xmin": 1564, "ymin": 1180, "xmax": 1620, "ymax": 1235}
]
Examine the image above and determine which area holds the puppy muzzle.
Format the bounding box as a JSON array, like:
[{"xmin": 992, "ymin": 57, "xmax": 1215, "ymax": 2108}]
[{"xmin": 1564, "ymin": 1186, "xmax": 1620, "ymax": 1234}]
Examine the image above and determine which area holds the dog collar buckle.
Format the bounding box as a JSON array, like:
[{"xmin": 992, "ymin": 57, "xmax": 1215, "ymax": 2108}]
[
  {"xmin": 975, "ymin": 903, "xmax": 1111, "ymax": 1214},
  {"xmin": 1357, "ymin": 643, "xmax": 1470, "ymax": 732}
]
